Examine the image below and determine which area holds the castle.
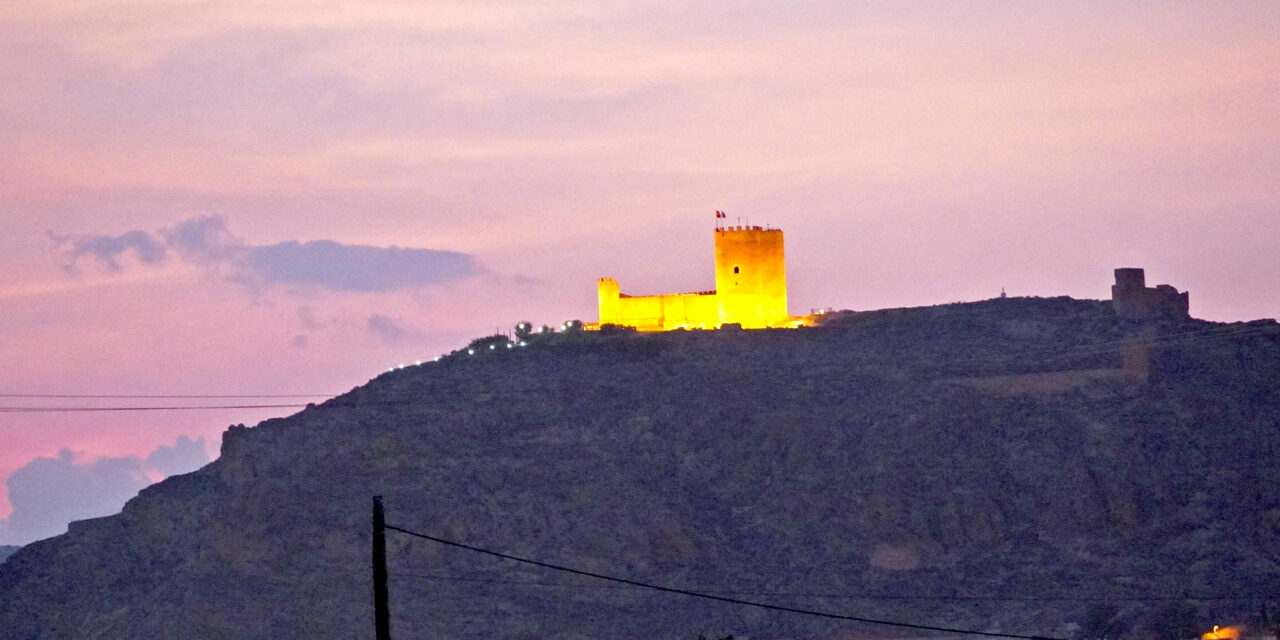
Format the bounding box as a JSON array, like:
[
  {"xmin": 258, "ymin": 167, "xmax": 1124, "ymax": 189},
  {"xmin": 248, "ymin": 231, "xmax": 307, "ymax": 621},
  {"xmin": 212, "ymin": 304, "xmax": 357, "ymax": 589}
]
[
  {"xmin": 593, "ymin": 223, "xmax": 1191, "ymax": 332},
  {"xmin": 594, "ymin": 223, "xmax": 801, "ymax": 331},
  {"xmin": 1111, "ymin": 267, "xmax": 1190, "ymax": 321}
]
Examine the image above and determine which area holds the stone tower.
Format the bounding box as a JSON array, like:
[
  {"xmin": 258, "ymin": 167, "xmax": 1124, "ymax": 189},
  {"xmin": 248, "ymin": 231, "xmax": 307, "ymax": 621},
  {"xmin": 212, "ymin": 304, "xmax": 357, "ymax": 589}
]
[
  {"xmin": 1111, "ymin": 268, "xmax": 1189, "ymax": 321},
  {"xmin": 713, "ymin": 226, "xmax": 789, "ymax": 329}
]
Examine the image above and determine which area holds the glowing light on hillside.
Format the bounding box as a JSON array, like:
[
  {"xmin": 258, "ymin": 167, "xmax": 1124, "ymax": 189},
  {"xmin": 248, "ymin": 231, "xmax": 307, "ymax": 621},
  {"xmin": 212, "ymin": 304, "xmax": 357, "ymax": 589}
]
[{"xmin": 1202, "ymin": 626, "xmax": 1240, "ymax": 640}]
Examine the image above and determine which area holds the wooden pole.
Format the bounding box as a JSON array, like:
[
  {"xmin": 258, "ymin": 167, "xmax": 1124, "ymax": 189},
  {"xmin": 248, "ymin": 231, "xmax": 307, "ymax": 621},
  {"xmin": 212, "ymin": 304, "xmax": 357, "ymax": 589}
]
[{"xmin": 373, "ymin": 496, "xmax": 391, "ymax": 640}]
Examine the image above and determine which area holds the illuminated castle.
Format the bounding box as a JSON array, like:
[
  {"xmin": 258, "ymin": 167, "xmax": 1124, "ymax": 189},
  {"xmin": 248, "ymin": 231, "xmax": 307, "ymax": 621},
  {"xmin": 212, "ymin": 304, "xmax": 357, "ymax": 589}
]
[{"xmin": 595, "ymin": 221, "xmax": 800, "ymax": 331}]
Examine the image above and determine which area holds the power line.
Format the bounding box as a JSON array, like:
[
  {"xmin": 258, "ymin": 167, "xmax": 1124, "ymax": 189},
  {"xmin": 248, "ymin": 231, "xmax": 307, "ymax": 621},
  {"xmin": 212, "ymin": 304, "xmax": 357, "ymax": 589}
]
[
  {"xmin": 384, "ymin": 523, "xmax": 1064, "ymax": 640},
  {"xmin": 0, "ymin": 392, "xmax": 334, "ymax": 399},
  {"xmin": 387, "ymin": 571, "xmax": 1263, "ymax": 603},
  {"xmin": 0, "ymin": 403, "xmax": 309, "ymax": 413}
]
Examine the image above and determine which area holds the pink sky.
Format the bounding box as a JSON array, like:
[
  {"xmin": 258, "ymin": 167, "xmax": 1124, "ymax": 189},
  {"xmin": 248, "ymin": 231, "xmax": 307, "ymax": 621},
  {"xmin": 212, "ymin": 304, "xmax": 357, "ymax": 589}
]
[{"xmin": 1, "ymin": 2, "xmax": 1278, "ymax": 543}]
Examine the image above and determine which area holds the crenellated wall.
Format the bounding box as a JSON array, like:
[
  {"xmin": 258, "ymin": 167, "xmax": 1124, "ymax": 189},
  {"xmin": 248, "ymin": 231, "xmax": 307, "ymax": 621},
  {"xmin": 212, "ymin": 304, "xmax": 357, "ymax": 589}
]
[{"xmin": 596, "ymin": 278, "xmax": 719, "ymax": 331}]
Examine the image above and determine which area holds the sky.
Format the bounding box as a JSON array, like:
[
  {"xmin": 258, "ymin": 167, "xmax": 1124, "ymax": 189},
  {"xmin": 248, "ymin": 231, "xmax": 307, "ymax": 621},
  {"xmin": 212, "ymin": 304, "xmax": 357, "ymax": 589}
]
[{"xmin": 1, "ymin": 1, "xmax": 1277, "ymax": 545}]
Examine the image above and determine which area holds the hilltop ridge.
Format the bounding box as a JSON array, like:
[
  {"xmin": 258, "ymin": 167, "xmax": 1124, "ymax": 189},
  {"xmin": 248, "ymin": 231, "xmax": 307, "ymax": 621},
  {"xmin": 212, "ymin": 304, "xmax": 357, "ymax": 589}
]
[{"xmin": 2, "ymin": 296, "xmax": 1278, "ymax": 639}]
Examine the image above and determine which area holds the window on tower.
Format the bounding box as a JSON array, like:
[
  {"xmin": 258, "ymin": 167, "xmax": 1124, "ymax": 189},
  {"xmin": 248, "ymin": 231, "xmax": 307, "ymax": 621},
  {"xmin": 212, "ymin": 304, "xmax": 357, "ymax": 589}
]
[{"xmin": 733, "ymin": 266, "xmax": 740, "ymax": 274}]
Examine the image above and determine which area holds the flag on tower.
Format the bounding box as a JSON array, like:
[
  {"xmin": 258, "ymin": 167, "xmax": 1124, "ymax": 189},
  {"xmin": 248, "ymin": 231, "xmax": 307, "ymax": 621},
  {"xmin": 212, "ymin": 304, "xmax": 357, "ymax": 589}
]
[{"xmin": 715, "ymin": 210, "xmax": 726, "ymax": 218}]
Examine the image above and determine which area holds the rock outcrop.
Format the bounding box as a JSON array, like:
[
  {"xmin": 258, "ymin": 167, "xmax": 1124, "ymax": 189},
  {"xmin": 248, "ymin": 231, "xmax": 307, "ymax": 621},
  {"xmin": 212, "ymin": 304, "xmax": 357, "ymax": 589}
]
[{"xmin": 1, "ymin": 297, "xmax": 1278, "ymax": 639}]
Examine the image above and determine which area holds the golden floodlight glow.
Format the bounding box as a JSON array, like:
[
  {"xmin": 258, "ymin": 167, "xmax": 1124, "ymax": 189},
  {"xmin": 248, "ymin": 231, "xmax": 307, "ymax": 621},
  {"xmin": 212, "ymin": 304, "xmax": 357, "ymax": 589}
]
[
  {"xmin": 1202, "ymin": 626, "xmax": 1241, "ymax": 640},
  {"xmin": 595, "ymin": 224, "xmax": 803, "ymax": 331}
]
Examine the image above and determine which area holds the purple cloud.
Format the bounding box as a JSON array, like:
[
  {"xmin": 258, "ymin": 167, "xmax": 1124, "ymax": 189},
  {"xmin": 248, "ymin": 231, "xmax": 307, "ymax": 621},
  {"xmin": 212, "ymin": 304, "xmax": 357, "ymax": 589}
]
[
  {"xmin": 366, "ymin": 314, "xmax": 423, "ymax": 346},
  {"xmin": 51, "ymin": 229, "xmax": 168, "ymax": 272},
  {"xmin": 53, "ymin": 215, "xmax": 484, "ymax": 293},
  {"xmin": 244, "ymin": 240, "xmax": 480, "ymax": 292},
  {"xmin": 161, "ymin": 215, "xmax": 241, "ymax": 261},
  {"xmin": 0, "ymin": 436, "xmax": 209, "ymax": 546},
  {"xmin": 143, "ymin": 435, "xmax": 210, "ymax": 478}
]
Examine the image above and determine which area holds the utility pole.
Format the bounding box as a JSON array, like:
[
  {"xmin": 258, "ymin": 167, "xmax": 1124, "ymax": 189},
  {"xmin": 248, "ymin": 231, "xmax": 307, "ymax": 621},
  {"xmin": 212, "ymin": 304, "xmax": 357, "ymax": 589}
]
[{"xmin": 372, "ymin": 496, "xmax": 391, "ymax": 640}]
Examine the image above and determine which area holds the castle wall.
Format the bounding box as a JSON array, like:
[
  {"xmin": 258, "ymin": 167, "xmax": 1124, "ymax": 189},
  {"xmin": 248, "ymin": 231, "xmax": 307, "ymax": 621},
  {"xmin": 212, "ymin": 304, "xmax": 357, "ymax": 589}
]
[{"xmin": 597, "ymin": 278, "xmax": 719, "ymax": 331}]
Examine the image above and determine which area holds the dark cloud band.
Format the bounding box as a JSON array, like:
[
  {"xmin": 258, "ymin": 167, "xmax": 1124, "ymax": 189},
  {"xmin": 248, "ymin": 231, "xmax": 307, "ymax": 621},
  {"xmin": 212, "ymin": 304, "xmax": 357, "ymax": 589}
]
[
  {"xmin": 246, "ymin": 240, "xmax": 480, "ymax": 292},
  {"xmin": 51, "ymin": 229, "xmax": 168, "ymax": 272},
  {"xmin": 52, "ymin": 215, "xmax": 483, "ymax": 292}
]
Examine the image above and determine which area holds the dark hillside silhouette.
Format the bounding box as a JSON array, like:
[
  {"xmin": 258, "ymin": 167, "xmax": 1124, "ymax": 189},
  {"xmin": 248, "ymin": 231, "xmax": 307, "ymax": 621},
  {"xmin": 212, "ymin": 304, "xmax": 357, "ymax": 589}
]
[{"xmin": 2, "ymin": 297, "xmax": 1277, "ymax": 639}]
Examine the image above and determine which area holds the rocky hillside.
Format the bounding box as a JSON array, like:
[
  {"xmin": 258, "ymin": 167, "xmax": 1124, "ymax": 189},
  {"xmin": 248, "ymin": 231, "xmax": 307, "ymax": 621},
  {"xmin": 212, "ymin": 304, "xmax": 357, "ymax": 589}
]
[
  {"xmin": 0, "ymin": 546, "xmax": 18, "ymax": 563},
  {"xmin": 2, "ymin": 297, "xmax": 1278, "ymax": 640}
]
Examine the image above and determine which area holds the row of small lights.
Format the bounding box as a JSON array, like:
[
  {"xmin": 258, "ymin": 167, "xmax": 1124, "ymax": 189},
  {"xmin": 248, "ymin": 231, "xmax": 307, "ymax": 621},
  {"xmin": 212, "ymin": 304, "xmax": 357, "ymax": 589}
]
[
  {"xmin": 388, "ymin": 321, "xmax": 578, "ymax": 373},
  {"xmin": 388, "ymin": 356, "xmax": 442, "ymax": 372}
]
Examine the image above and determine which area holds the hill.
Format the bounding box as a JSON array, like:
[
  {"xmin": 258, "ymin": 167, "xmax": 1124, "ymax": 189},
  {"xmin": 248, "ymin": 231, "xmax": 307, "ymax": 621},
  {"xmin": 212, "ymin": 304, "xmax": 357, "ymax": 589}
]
[
  {"xmin": 1, "ymin": 297, "xmax": 1278, "ymax": 639},
  {"xmin": 0, "ymin": 546, "xmax": 18, "ymax": 563}
]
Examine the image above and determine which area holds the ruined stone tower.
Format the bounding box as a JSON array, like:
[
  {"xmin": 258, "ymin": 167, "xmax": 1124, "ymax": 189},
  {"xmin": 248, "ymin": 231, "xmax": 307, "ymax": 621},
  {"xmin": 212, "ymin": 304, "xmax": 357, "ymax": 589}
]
[{"xmin": 1111, "ymin": 268, "xmax": 1189, "ymax": 321}]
